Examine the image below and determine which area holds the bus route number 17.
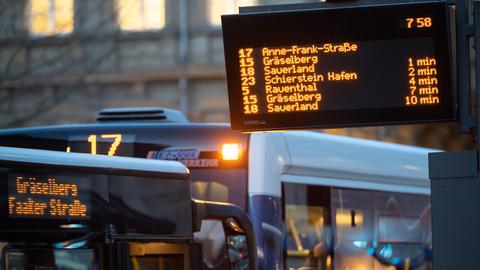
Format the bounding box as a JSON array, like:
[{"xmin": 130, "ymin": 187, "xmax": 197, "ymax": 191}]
[{"xmin": 66, "ymin": 134, "xmax": 123, "ymax": 156}]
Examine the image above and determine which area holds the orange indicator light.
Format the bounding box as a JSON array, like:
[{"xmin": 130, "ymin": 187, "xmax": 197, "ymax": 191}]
[{"xmin": 222, "ymin": 144, "xmax": 240, "ymax": 160}]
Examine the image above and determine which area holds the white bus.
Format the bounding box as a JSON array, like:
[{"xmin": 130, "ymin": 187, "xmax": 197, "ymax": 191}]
[{"xmin": 0, "ymin": 107, "xmax": 433, "ymax": 270}]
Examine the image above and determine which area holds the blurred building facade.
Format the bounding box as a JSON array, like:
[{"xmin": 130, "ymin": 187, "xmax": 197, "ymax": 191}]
[{"xmin": 0, "ymin": 0, "xmax": 475, "ymax": 150}]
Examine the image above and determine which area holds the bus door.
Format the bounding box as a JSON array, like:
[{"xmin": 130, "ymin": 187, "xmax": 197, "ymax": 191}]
[{"xmin": 0, "ymin": 146, "xmax": 257, "ymax": 270}]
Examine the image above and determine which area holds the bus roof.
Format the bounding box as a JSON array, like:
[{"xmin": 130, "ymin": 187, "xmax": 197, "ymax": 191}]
[
  {"xmin": 249, "ymin": 131, "xmax": 438, "ymax": 196},
  {"xmin": 0, "ymin": 146, "xmax": 189, "ymax": 179},
  {"xmin": 0, "ymin": 122, "xmax": 230, "ymax": 134}
]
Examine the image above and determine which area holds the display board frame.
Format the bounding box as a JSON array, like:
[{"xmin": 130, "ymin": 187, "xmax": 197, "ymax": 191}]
[{"xmin": 222, "ymin": 2, "xmax": 455, "ymax": 132}]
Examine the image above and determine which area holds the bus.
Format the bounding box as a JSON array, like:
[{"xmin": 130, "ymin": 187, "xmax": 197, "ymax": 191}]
[
  {"xmin": 0, "ymin": 146, "xmax": 257, "ymax": 270},
  {"xmin": 0, "ymin": 107, "xmax": 434, "ymax": 270}
]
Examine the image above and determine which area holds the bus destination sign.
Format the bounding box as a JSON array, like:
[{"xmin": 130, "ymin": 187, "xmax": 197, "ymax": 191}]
[
  {"xmin": 8, "ymin": 173, "xmax": 90, "ymax": 220},
  {"xmin": 222, "ymin": 2, "xmax": 454, "ymax": 131}
]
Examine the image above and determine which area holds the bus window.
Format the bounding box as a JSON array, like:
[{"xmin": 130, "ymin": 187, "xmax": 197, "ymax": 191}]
[
  {"xmin": 190, "ymin": 169, "xmax": 247, "ymax": 209},
  {"xmin": 332, "ymin": 188, "xmax": 377, "ymax": 270},
  {"xmin": 191, "ymin": 181, "xmax": 229, "ymax": 202},
  {"xmin": 0, "ymin": 242, "xmax": 5, "ymax": 262},
  {"xmin": 129, "ymin": 242, "xmax": 188, "ymax": 270},
  {"xmin": 283, "ymin": 183, "xmax": 333, "ymax": 270},
  {"xmin": 284, "ymin": 183, "xmax": 431, "ymax": 270},
  {"xmin": 332, "ymin": 188, "xmax": 432, "ymax": 270},
  {"xmin": 3, "ymin": 247, "xmax": 100, "ymax": 270}
]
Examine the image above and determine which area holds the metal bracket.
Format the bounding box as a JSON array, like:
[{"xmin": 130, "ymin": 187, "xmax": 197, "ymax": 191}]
[{"xmin": 456, "ymin": 0, "xmax": 476, "ymax": 132}]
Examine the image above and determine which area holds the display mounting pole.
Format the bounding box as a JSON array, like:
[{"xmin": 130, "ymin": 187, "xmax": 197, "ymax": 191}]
[
  {"xmin": 475, "ymin": 0, "xmax": 480, "ymax": 172},
  {"xmin": 455, "ymin": 0, "xmax": 475, "ymax": 133}
]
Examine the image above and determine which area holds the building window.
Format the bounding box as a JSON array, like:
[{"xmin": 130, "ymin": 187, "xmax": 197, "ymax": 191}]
[
  {"xmin": 207, "ymin": 0, "xmax": 257, "ymax": 26},
  {"xmin": 29, "ymin": 0, "xmax": 74, "ymax": 36},
  {"xmin": 117, "ymin": 0, "xmax": 166, "ymax": 31}
]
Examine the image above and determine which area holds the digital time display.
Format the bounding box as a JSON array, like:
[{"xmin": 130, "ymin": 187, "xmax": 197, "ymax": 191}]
[
  {"xmin": 222, "ymin": 2, "xmax": 454, "ymax": 131},
  {"xmin": 404, "ymin": 17, "xmax": 433, "ymax": 29},
  {"xmin": 8, "ymin": 173, "xmax": 91, "ymax": 220}
]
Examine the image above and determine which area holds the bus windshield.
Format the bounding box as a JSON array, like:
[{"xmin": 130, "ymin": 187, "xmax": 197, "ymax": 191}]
[{"xmin": 190, "ymin": 169, "xmax": 247, "ymax": 209}]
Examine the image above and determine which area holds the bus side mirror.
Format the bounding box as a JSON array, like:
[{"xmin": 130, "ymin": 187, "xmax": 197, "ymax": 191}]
[{"xmin": 192, "ymin": 200, "xmax": 258, "ymax": 270}]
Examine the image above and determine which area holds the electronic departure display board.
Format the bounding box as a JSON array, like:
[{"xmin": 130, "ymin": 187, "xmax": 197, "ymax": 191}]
[
  {"xmin": 222, "ymin": 2, "xmax": 454, "ymax": 131},
  {"xmin": 8, "ymin": 173, "xmax": 91, "ymax": 220}
]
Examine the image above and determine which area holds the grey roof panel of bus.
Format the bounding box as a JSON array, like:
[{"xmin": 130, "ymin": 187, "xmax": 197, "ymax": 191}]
[
  {"xmin": 281, "ymin": 131, "xmax": 435, "ymax": 193},
  {"xmin": 248, "ymin": 131, "xmax": 438, "ymax": 197},
  {"xmin": 0, "ymin": 146, "xmax": 189, "ymax": 178}
]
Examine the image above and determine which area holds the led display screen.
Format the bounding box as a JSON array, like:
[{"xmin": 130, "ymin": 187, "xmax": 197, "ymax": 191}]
[
  {"xmin": 67, "ymin": 134, "xmax": 134, "ymax": 157},
  {"xmin": 222, "ymin": 2, "xmax": 454, "ymax": 131},
  {"xmin": 8, "ymin": 173, "xmax": 91, "ymax": 220},
  {"xmin": 1, "ymin": 170, "xmax": 192, "ymax": 237}
]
